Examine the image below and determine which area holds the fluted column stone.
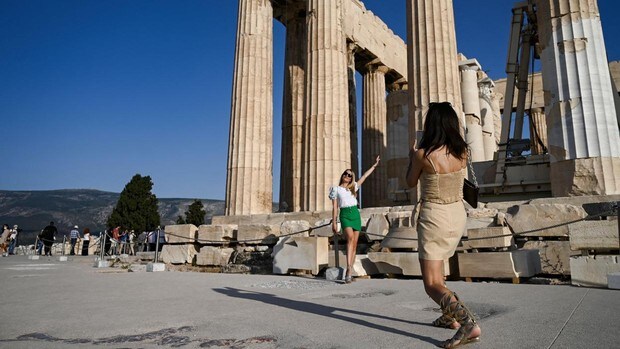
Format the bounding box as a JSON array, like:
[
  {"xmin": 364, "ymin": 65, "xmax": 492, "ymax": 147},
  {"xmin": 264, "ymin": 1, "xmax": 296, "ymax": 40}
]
[
  {"xmin": 479, "ymin": 78, "xmax": 497, "ymax": 160},
  {"xmin": 528, "ymin": 107, "xmax": 547, "ymax": 155},
  {"xmin": 302, "ymin": 0, "xmax": 350, "ymax": 211},
  {"xmin": 348, "ymin": 43, "xmax": 359, "ymax": 174},
  {"xmin": 279, "ymin": 4, "xmax": 306, "ymax": 212},
  {"xmin": 460, "ymin": 63, "xmax": 485, "ymax": 162},
  {"xmin": 406, "ymin": 0, "xmax": 463, "ymax": 147},
  {"xmin": 226, "ymin": 0, "xmax": 273, "ymax": 215},
  {"xmin": 536, "ymin": 0, "xmax": 620, "ymax": 195},
  {"xmin": 386, "ymin": 83, "xmax": 413, "ymax": 204},
  {"xmin": 362, "ymin": 64, "xmax": 389, "ymax": 207}
]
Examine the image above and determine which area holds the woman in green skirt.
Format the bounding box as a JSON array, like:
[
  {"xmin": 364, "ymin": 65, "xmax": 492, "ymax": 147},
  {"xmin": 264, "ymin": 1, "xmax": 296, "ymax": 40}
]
[{"xmin": 329, "ymin": 155, "xmax": 380, "ymax": 283}]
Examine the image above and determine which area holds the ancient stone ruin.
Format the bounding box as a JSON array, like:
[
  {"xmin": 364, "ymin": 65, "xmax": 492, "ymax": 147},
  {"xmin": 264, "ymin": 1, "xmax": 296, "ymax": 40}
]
[{"xmin": 191, "ymin": 0, "xmax": 620, "ymax": 287}]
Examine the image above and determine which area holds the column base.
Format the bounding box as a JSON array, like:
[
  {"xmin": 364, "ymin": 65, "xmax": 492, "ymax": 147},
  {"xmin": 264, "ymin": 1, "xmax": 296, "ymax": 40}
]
[{"xmin": 551, "ymin": 157, "xmax": 620, "ymax": 196}]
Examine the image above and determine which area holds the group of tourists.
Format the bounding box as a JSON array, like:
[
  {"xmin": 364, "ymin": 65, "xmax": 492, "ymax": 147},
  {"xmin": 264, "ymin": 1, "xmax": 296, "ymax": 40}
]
[
  {"xmin": 330, "ymin": 102, "xmax": 480, "ymax": 348},
  {"xmin": 0, "ymin": 224, "xmax": 20, "ymax": 257},
  {"xmin": 34, "ymin": 221, "xmax": 92, "ymax": 256},
  {"xmin": 104, "ymin": 226, "xmax": 165, "ymax": 256}
]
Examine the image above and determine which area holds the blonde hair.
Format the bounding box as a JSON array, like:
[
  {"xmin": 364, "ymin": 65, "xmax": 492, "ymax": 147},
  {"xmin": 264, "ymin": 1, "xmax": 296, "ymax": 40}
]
[{"xmin": 339, "ymin": 169, "xmax": 357, "ymax": 196}]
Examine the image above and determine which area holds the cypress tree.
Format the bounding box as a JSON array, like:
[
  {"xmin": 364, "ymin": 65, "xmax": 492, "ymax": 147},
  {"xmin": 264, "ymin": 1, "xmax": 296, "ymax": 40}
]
[
  {"xmin": 107, "ymin": 174, "xmax": 160, "ymax": 232},
  {"xmin": 183, "ymin": 200, "xmax": 206, "ymax": 226}
]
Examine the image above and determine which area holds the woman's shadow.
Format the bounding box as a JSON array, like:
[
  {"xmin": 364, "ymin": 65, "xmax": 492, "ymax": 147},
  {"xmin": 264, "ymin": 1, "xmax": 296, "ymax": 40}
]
[{"xmin": 213, "ymin": 287, "xmax": 441, "ymax": 347}]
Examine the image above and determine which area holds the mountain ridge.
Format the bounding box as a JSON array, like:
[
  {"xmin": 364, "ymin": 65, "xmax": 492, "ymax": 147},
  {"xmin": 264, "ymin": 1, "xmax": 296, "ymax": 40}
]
[{"xmin": 0, "ymin": 189, "xmax": 226, "ymax": 243}]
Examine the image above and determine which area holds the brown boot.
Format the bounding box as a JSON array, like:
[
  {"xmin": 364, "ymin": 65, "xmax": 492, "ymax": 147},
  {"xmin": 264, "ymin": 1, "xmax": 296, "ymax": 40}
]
[{"xmin": 438, "ymin": 292, "xmax": 480, "ymax": 348}]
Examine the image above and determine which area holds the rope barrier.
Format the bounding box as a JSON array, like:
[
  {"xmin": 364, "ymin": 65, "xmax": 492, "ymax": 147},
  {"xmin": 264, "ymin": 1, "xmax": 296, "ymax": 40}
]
[
  {"xmin": 159, "ymin": 206, "xmax": 617, "ymax": 246},
  {"xmin": 26, "ymin": 203, "xmax": 616, "ymax": 252}
]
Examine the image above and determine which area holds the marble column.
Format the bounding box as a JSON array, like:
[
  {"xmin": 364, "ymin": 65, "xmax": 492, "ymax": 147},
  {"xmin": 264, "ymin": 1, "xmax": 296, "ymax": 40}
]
[
  {"xmin": 459, "ymin": 62, "xmax": 485, "ymax": 162},
  {"xmin": 536, "ymin": 0, "xmax": 620, "ymax": 195},
  {"xmin": 362, "ymin": 64, "xmax": 389, "ymax": 207},
  {"xmin": 279, "ymin": 4, "xmax": 306, "ymax": 212},
  {"xmin": 491, "ymin": 90, "xmax": 503, "ymax": 148},
  {"xmin": 528, "ymin": 107, "xmax": 547, "ymax": 155},
  {"xmin": 406, "ymin": 0, "xmax": 463, "ymax": 147},
  {"xmin": 226, "ymin": 0, "xmax": 273, "ymax": 215},
  {"xmin": 479, "ymin": 78, "xmax": 497, "ymax": 160},
  {"xmin": 302, "ymin": 0, "xmax": 350, "ymax": 211},
  {"xmin": 386, "ymin": 83, "xmax": 413, "ymax": 204},
  {"xmin": 348, "ymin": 43, "xmax": 359, "ymax": 175}
]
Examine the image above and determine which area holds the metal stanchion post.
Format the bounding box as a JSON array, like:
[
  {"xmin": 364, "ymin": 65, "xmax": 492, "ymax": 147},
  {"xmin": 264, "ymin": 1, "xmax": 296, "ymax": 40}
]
[
  {"xmin": 154, "ymin": 229, "xmax": 160, "ymax": 263},
  {"xmin": 100, "ymin": 231, "xmax": 106, "ymax": 260},
  {"xmin": 62, "ymin": 236, "xmax": 66, "ymax": 256},
  {"xmin": 334, "ymin": 234, "xmax": 340, "ymax": 269},
  {"xmin": 616, "ymin": 201, "xmax": 619, "ymax": 254}
]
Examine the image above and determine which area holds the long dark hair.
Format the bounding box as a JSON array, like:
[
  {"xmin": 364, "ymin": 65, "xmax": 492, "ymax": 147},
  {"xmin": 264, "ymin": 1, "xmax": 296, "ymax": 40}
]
[{"xmin": 418, "ymin": 102, "xmax": 467, "ymax": 160}]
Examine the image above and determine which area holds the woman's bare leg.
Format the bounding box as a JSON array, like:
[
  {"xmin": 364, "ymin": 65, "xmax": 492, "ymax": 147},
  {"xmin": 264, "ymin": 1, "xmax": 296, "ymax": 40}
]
[
  {"xmin": 421, "ymin": 259, "xmax": 481, "ymax": 347},
  {"xmin": 344, "ymin": 227, "xmax": 358, "ymax": 278}
]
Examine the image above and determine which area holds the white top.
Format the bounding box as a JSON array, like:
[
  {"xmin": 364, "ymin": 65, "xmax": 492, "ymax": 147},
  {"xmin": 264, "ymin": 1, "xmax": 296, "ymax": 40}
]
[{"xmin": 329, "ymin": 183, "xmax": 358, "ymax": 208}]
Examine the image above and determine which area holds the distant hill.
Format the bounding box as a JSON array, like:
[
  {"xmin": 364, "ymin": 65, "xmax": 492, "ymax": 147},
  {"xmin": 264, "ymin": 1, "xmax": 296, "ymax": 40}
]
[{"xmin": 0, "ymin": 189, "xmax": 226, "ymax": 244}]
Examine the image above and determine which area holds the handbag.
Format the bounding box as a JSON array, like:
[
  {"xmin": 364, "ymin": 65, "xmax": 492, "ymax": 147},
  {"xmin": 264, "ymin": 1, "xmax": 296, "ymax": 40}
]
[{"xmin": 462, "ymin": 149, "xmax": 479, "ymax": 208}]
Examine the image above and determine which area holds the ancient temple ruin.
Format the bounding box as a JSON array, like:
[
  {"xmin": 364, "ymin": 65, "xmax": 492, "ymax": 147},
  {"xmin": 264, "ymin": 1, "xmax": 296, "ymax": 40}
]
[{"xmin": 225, "ymin": 0, "xmax": 620, "ymax": 215}]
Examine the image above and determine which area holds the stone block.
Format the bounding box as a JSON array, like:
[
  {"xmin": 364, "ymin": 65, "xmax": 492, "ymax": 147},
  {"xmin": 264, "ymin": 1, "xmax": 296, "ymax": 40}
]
[
  {"xmin": 457, "ymin": 250, "xmax": 541, "ymax": 278},
  {"xmin": 197, "ymin": 224, "xmax": 236, "ymax": 243},
  {"xmin": 146, "ymin": 262, "xmax": 166, "ymax": 272},
  {"xmin": 368, "ymin": 252, "xmax": 450, "ymax": 276},
  {"xmin": 505, "ymin": 204, "xmax": 587, "ymax": 237},
  {"xmin": 325, "ymin": 267, "xmax": 344, "ymax": 281},
  {"xmin": 272, "ymin": 236, "xmax": 329, "ymax": 275},
  {"xmin": 195, "ymin": 246, "xmax": 234, "ymax": 266},
  {"xmin": 380, "ymin": 227, "xmax": 418, "ymax": 249},
  {"xmin": 160, "ymin": 244, "xmax": 197, "ymax": 264},
  {"xmin": 467, "ymin": 207, "xmax": 499, "ymax": 218},
  {"xmin": 365, "ymin": 214, "xmax": 390, "ymax": 241},
  {"xmin": 462, "ymin": 227, "xmax": 513, "ymax": 249},
  {"xmin": 389, "ymin": 205, "xmax": 416, "ymax": 212},
  {"xmin": 165, "ymin": 224, "xmax": 198, "ymax": 244},
  {"xmin": 311, "ymin": 219, "xmax": 334, "ymax": 237},
  {"xmin": 531, "ymin": 195, "xmax": 620, "ymax": 214},
  {"xmin": 608, "ymin": 272, "xmax": 620, "ymax": 289},
  {"xmin": 359, "ymin": 207, "xmax": 391, "ymax": 225},
  {"xmin": 28, "ymin": 255, "xmax": 40, "ymax": 260},
  {"xmin": 485, "ymin": 200, "xmax": 530, "ymax": 212},
  {"xmin": 386, "ymin": 211, "xmax": 413, "ymax": 228},
  {"xmin": 94, "ymin": 260, "xmax": 109, "ymax": 268},
  {"xmin": 237, "ymin": 224, "xmax": 279, "ymax": 245},
  {"xmin": 569, "ymin": 220, "xmax": 619, "ymax": 251},
  {"xmin": 570, "ymin": 255, "xmax": 620, "ymax": 288},
  {"xmin": 523, "ymin": 240, "xmax": 578, "ymax": 275},
  {"xmin": 280, "ymin": 220, "xmax": 311, "ymax": 238},
  {"xmin": 58, "ymin": 256, "xmax": 68, "ymax": 262},
  {"xmin": 327, "ymin": 253, "xmax": 379, "ymax": 276},
  {"xmin": 465, "ymin": 217, "xmax": 495, "ymax": 232}
]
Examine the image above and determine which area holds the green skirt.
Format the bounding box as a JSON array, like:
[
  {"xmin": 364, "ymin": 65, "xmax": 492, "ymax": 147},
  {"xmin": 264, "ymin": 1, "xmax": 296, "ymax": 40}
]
[{"xmin": 339, "ymin": 206, "xmax": 362, "ymax": 232}]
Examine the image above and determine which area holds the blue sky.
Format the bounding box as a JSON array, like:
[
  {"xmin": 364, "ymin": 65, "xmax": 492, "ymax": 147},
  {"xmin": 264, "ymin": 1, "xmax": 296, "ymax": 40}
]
[{"xmin": 1, "ymin": 0, "xmax": 619, "ymax": 200}]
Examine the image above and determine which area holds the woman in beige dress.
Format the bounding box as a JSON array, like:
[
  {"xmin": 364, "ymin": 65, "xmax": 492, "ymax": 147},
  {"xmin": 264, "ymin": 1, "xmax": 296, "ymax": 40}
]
[{"xmin": 406, "ymin": 102, "xmax": 481, "ymax": 348}]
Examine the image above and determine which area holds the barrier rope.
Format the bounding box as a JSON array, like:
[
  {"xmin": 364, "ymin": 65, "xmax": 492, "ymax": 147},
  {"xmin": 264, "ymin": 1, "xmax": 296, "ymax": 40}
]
[
  {"xmin": 163, "ymin": 222, "xmax": 331, "ymax": 245},
  {"xmin": 143, "ymin": 204, "xmax": 617, "ymax": 246},
  {"xmin": 29, "ymin": 204, "xmax": 616, "ymax": 249}
]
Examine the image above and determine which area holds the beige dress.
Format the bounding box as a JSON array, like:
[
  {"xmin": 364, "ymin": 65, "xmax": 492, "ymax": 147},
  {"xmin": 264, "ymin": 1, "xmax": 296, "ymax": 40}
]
[{"xmin": 416, "ymin": 158, "xmax": 466, "ymax": 260}]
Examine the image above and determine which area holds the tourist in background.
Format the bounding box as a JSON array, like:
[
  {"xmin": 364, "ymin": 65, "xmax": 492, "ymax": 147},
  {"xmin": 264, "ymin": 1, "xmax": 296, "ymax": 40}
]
[
  {"xmin": 0, "ymin": 224, "xmax": 10, "ymax": 257},
  {"xmin": 137, "ymin": 231, "xmax": 147, "ymax": 252},
  {"xmin": 128, "ymin": 230, "xmax": 136, "ymax": 255},
  {"xmin": 406, "ymin": 102, "xmax": 480, "ymax": 348},
  {"xmin": 81, "ymin": 228, "xmax": 90, "ymax": 256},
  {"xmin": 8, "ymin": 225, "xmax": 19, "ymax": 255},
  {"xmin": 329, "ymin": 155, "xmax": 380, "ymax": 283},
  {"xmin": 69, "ymin": 225, "xmax": 80, "ymax": 255},
  {"xmin": 40, "ymin": 221, "xmax": 58, "ymax": 256}
]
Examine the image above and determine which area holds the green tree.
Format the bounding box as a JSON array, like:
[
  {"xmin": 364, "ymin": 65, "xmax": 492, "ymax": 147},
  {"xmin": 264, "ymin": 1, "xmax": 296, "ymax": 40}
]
[
  {"xmin": 107, "ymin": 174, "xmax": 160, "ymax": 232},
  {"xmin": 180, "ymin": 200, "xmax": 206, "ymax": 226}
]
